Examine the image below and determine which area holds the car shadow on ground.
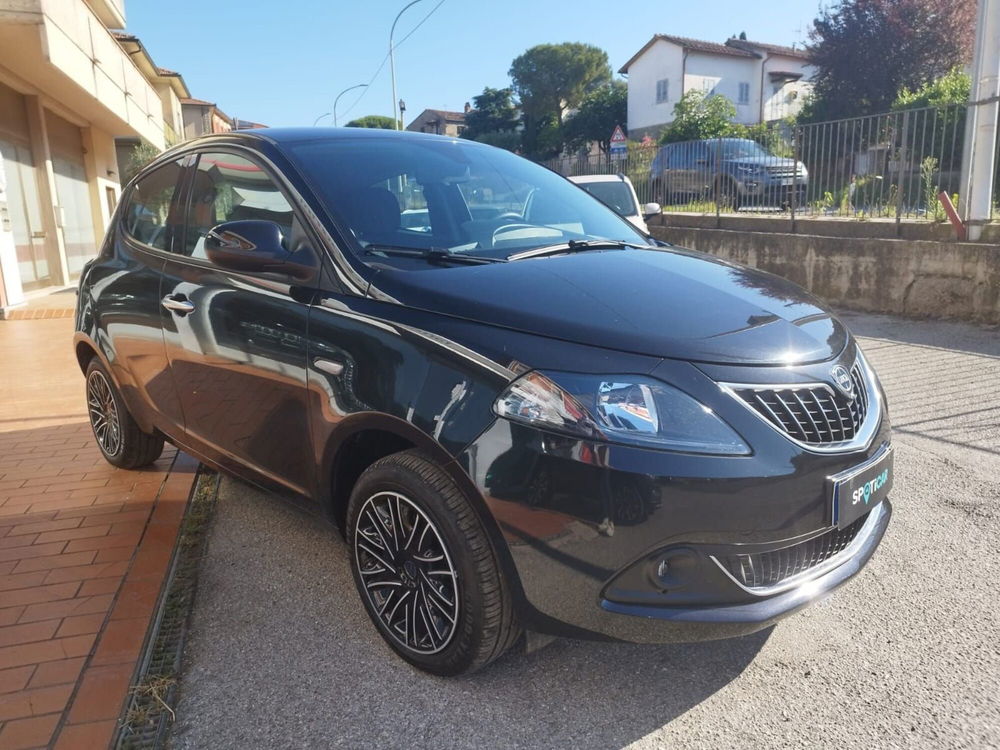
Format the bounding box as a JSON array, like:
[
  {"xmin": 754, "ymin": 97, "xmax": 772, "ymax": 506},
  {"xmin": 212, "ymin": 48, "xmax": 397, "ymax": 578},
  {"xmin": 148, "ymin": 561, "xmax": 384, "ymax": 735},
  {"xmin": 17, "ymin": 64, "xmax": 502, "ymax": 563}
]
[{"xmin": 172, "ymin": 478, "xmax": 770, "ymax": 749}]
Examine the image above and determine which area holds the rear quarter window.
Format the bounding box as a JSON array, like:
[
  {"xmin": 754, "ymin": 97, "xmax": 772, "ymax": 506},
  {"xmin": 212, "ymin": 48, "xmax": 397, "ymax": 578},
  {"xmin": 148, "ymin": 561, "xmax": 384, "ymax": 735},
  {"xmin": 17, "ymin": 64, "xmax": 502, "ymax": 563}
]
[{"xmin": 122, "ymin": 160, "xmax": 185, "ymax": 252}]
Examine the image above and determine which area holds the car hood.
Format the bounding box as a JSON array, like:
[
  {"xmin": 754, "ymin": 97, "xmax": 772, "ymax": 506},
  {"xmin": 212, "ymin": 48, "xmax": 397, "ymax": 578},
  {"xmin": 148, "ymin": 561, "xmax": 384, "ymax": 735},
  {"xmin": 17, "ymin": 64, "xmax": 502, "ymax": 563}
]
[{"xmin": 368, "ymin": 246, "xmax": 847, "ymax": 365}]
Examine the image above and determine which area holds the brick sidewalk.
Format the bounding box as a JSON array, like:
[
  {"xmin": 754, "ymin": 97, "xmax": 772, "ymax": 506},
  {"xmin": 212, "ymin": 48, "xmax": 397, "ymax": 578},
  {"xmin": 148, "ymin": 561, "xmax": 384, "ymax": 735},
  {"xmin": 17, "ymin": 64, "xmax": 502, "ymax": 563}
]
[{"xmin": 0, "ymin": 319, "xmax": 197, "ymax": 749}]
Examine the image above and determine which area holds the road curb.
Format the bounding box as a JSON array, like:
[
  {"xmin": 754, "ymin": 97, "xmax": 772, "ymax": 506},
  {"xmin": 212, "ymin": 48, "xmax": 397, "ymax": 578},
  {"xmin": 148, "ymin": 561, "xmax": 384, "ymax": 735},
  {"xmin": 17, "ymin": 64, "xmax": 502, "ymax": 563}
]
[{"xmin": 113, "ymin": 466, "xmax": 220, "ymax": 749}]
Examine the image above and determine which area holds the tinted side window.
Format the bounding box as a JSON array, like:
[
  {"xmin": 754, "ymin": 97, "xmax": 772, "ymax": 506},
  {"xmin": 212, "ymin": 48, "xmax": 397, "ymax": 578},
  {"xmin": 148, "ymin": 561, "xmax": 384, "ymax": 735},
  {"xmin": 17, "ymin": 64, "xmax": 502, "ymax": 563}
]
[
  {"xmin": 123, "ymin": 160, "xmax": 185, "ymax": 251},
  {"xmin": 183, "ymin": 152, "xmax": 294, "ymax": 258}
]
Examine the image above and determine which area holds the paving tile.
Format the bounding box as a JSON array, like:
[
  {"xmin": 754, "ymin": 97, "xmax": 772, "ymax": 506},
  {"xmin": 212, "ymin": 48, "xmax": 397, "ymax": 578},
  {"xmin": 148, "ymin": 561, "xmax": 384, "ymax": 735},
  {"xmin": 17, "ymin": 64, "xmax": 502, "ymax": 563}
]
[
  {"xmin": 0, "ymin": 665, "xmax": 34, "ymax": 695},
  {"xmin": 0, "ymin": 572, "xmax": 48, "ymax": 594},
  {"xmin": 65, "ymin": 531, "xmax": 142, "ymax": 554},
  {"xmin": 7, "ymin": 518, "xmax": 84, "ymax": 537},
  {"xmin": 42, "ymin": 560, "xmax": 128, "ymax": 585},
  {"xmin": 0, "ymin": 619, "xmax": 59, "ymax": 648},
  {"xmin": 18, "ymin": 594, "xmax": 113, "ymax": 624},
  {"xmin": 12, "ymin": 550, "xmax": 96, "ymax": 575},
  {"xmin": 0, "ymin": 683, "xmax": 73, "ymax": 721},
  {"xmin": 0, "ymin": 541, "xmax": 67, "ymax": 563},
  {"xmin": 54, "ymin": 613, "xmax": 106, "ymax": 639},
  {"xmin": 65, "ymin": 663, "xmax": 133, "ymax": 723},
  {"xmin": 89, "ymin": 617, "xmax": 148, "ymax": 668},
  {"xmin": 0, "ymin": 634, "xmax": 95, "ymax": 670},
  {"xmin": 110, "ymin": 579, "xmax": 161, "ymax": 622},
  {"xmin": 26, "ymin": 657, "xmax": 86, "ymax": 690},
  {"xmin": 0, "ymin": 534, "xmax": 38, "ymax": 551},
  {"xmin": 0, "ymin": 607, "xmax": 25, "ymax": 627},
  {"xmin": 0, "ymin": 712, "xmax": 60, "ymax": 749},
  {"xmin": 33, "ymin": 524, "xmax": 110, "ymax": 545},
  {"xmin": 77, "ymin": 577, "xmax": 121, "ymax": 597},
  {"xmin": 52, "ymin": 719, "xmax": 116, "ymax": 750},
  {"xmin": 0, "ymin": 582, "xmax": 80, "ymax": 609}
]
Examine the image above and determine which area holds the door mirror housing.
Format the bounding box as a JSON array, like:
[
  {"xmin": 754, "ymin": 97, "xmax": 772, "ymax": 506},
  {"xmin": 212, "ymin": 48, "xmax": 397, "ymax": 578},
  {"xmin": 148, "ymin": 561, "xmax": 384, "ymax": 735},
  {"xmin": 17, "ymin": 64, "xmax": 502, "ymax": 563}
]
[
  {"xmin": 643, "ymin": 202, "xmax": 662, "ymax": 218},
  {"xmin": 204, "ymin": 220, "xmax": 316, "ymax": 280}
]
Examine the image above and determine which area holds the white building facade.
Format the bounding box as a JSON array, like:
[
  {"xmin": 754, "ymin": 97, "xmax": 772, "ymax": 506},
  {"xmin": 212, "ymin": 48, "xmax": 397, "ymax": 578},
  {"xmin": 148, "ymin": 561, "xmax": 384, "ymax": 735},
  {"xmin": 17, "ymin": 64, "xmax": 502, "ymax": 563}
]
[
  {"xmin": 0, "ymin": 0, "xmax": 178, "ymax": 313},
  {"xmin": 620, "ymin": 35, "xmax": 816, "ymax": 139}
]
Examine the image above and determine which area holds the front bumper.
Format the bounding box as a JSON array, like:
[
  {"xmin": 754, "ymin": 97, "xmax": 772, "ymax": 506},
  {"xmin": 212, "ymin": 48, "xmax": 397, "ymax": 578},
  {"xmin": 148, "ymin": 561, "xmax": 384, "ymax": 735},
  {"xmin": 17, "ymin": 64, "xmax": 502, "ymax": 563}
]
[
  {"xmin": 598, "ymin": 500, "xmax": 890, "ymax": 643},
  {"xmin": 455, "ymin": 352, "xmax": 892, "ymax": 643}
]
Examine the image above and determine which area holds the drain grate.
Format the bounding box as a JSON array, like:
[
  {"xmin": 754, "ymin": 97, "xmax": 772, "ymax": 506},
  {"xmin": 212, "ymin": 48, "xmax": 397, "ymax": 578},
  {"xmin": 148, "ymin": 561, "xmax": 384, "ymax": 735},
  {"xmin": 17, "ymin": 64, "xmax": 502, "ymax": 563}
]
[{"xmin": 114, "ymin": 467, "xmax": 220, "ymax": 749}]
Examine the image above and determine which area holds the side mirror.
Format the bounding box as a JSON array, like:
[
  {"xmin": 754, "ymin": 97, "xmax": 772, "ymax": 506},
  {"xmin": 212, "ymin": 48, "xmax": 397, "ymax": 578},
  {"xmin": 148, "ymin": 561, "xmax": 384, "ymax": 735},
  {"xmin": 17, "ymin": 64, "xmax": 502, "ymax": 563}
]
[
  {"xmin": 643, "ymin": 202, "xmax": 662, "ymax": 218},
  {"xmin": 204, "ymin": 220, "xmax": 315, "ymax": 280}
]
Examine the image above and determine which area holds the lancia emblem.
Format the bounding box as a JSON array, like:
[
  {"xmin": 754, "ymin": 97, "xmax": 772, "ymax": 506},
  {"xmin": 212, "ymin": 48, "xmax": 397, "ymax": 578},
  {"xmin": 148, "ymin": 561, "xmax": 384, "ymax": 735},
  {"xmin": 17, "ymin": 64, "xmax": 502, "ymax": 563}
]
[{"xmin": 831, "ymin": 365, "xmax": 854, "ymax": 397}]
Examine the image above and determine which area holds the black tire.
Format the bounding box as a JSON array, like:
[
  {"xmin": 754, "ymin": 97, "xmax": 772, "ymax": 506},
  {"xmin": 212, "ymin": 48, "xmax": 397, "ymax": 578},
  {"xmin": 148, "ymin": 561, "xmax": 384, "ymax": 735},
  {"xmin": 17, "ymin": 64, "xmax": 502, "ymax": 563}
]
[
  {"xmin": 85, "ymin": 358, "xmax": 164, "ymax": 469},
  {"xmin": 347, "ymin": 450, "xmax": 520, "ymax": 675},
  {"xmin": 716, "ymin": 178, "xmax": 742, "ymax": 211}
]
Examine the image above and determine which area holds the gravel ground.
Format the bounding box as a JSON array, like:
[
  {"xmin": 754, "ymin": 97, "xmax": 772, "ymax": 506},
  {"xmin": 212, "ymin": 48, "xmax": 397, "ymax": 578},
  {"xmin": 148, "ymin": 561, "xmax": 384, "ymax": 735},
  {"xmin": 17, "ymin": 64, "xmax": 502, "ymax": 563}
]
[{"xmin": 170, "ymin": 312, "xmax": 1000, "ymax": 750}]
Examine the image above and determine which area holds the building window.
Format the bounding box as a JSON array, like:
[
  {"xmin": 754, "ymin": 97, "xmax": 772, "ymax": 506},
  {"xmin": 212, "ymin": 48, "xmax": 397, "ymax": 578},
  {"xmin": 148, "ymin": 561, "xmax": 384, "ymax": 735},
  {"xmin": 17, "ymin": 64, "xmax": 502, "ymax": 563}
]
[
  {"xmin": 738, "ymin": 82, "xmax": 750, "ymax": 105},
  {"xmin": 655, "ymin": 79, "xmax": 669, "ymax": 103}
]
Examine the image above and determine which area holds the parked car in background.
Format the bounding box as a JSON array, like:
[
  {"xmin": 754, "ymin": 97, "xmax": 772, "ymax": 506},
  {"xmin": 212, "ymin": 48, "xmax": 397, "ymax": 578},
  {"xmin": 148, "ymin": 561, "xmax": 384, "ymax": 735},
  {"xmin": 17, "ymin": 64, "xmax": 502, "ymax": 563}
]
[
  {"xmin": 651, "ymin": 138, "xmax": 808, "ymax": 210},
  {"xmin": 569, "ymin": 174, "xmax": 661, "ymax": 233},
  {"xmin": 75, "ymin": 128, "xmax": 891, "ymax": 676}
]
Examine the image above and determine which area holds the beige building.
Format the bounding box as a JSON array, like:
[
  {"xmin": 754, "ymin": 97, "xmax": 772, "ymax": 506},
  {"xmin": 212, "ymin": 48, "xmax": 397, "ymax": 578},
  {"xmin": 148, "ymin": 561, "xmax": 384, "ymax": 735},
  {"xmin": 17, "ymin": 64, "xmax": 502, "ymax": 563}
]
[
  {"xmin": 406, "ymin": 108, "xmax": 468, "ymax": 137},
  {"xmin": 0, "ymin": 0, "xmax": 178, "ymax": 312}
]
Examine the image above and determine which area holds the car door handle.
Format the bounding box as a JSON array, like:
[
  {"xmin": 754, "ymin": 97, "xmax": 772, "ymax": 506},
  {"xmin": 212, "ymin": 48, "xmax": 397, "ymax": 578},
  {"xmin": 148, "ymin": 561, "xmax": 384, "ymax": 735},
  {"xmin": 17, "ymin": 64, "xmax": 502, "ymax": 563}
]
[
  {"xmin": 313, "ymin": 358, "xmax": 344, "ymax": 376},
  {"xmin": 161, "ymin": 294, "xmax": 195, "ymax": 315}
]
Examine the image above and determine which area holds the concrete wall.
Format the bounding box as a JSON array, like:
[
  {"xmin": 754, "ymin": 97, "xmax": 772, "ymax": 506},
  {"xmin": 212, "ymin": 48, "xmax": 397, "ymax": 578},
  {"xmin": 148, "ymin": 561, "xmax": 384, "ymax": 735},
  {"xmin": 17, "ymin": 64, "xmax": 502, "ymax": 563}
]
[{"xmin": 650, "ymin": 224, "xmax": 1000, "ymax": 324}]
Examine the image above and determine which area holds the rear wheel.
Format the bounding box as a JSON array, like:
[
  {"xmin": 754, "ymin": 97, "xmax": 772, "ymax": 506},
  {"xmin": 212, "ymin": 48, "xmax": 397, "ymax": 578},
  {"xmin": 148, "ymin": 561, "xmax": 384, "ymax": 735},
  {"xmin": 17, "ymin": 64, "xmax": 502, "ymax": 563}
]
[
  {"xmin": 85, "ymin": 359, "xmax": 164, "ymax": 468},
  {"xmin": 347, "ymin": 450, "xmax": 519, "ymax": 675},
  {"xmin": 716, "ymin": 178, "xmax": 742, "ymax": 211}
]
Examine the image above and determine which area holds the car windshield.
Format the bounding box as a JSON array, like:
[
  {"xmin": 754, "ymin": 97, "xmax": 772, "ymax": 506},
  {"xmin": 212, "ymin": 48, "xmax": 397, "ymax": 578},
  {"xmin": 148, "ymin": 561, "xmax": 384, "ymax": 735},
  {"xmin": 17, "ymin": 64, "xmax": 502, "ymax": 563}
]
[
  {"xmin": 283, "ymin": 136, "xmax": 649, "ymax": 262},
  {"xmin": 577, "ymin": 181, "xmax": 638, "ymax": 217},
  {"xmin": 719, "ymin": 139, "xmax": 772, "ymax": 160}
]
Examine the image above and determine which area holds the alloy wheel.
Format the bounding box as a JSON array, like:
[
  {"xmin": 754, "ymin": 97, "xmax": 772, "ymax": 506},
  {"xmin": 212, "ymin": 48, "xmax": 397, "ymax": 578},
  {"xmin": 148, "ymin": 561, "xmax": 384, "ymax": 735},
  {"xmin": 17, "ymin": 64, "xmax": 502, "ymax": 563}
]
[
  {"xmin": 353, "ymin": 491, "xmax": 459, "ymax": 654},
  {"xmin": 87, "ymin": 370, "xmax": 122, "ymax": 457}
]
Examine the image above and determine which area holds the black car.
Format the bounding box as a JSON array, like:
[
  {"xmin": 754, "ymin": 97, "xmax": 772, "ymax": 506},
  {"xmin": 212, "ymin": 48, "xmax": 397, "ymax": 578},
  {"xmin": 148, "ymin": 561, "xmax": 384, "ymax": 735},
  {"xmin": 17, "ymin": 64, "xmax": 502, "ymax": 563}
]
[{"xmin": 74, "ymin": 129, "xmax": 892, "ymax": 676}]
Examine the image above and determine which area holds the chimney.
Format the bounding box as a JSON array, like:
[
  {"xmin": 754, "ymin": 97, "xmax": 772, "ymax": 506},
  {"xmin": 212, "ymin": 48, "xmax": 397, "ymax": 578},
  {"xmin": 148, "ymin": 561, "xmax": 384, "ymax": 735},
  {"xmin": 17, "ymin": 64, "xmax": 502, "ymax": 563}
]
[{"xmin": 464, "ymin": 101, "xmax": 471, "ymax": 114}]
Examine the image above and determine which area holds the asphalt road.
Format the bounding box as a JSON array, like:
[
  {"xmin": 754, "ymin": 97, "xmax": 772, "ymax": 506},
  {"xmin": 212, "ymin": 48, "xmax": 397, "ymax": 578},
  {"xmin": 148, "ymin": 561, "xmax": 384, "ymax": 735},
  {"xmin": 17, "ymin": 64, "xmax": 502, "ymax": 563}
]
[{"xmin": 170, "ymin": 312, "xmax": 1000, "ymax": 750}]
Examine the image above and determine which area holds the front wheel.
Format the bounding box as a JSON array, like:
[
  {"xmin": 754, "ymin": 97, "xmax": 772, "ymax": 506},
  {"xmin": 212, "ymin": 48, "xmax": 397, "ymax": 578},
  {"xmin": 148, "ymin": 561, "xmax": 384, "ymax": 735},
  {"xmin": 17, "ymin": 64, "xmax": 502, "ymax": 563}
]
[
  {"xmin": 347, "ymin": 450, "xmax": 520, "ymax": 675},
  {"xmin": 85, "ymin": 359, "xmax": 164, "ymax": 469}
]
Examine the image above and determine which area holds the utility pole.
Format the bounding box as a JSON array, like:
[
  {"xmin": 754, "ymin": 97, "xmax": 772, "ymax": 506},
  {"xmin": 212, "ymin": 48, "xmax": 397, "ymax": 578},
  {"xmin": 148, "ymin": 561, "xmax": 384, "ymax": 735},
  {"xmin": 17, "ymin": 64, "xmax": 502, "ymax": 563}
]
[
  {"xmin": 389, "ymin": 0, "xmax": 425, "ymax": 131},
  {"xmin": 958, "ymin": 0, "xmax": 1000, "ymax": 241}
]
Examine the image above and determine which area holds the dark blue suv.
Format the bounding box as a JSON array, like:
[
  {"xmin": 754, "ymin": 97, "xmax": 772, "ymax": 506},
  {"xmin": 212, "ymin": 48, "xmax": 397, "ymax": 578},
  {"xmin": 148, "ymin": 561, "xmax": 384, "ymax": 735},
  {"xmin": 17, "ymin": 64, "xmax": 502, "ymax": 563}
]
[{"xmin": 651, "ymin": 138, "xmax": 808, "ymax": 209}]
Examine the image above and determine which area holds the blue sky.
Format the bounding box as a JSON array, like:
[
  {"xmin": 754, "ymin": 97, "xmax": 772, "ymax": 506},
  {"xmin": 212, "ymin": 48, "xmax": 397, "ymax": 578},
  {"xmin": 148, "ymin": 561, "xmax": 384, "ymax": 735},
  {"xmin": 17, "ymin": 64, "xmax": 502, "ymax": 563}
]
[{"xmin": 127, "ymin": 0, "xmax": 822, "ymax": 128}]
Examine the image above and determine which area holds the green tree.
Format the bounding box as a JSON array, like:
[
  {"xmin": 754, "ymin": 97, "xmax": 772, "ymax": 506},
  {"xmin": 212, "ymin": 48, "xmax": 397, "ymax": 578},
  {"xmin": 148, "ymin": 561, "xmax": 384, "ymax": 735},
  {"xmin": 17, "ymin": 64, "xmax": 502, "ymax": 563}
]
[
  {"xmin": 509, "ymin": 42, "xmax": 612, "ymax": 158},
  {"xmin": 893, "ymin": 67, "xmax": 971, "ymax": 110},
  {"xmin": 803, "ymin": 0, "xmax": 975, "ymax": 121},
  {"xmin": 472, "ymin": 130, "xmax": 521, "ymax": 152},
  {"xmin": 123, "ymin": 141, "xmax": 162, "ymax": 184},
  {"xmin": 563, "ymin": 80, "xmax": 627, "ymax": 154},
  {"xmin": 462, "ymin": 87, "xmax": 519, "ymax": 142},
  {"xmin": 345, "ymin": 115, "xmax": 399, "ymax": 129},
  {"xmin": 658, "ymin": 91, "xmax": 742, "ymax": 144}
]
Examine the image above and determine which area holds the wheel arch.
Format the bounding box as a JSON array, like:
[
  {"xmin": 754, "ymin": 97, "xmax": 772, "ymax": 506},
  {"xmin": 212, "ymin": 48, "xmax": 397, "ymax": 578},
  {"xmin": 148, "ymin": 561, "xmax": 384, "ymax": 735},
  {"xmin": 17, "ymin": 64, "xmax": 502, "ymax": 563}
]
[{"xmin": 319, "ymin": 413, "xmax": 528, "ymax": 612}]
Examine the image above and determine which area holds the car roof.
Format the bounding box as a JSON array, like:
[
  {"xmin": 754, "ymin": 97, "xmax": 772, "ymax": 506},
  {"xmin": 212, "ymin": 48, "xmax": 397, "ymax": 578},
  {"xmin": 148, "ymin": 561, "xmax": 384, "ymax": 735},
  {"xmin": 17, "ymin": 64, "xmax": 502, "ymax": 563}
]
[
  {"xmin": 205, "ymin": 127, "xmax": 473, "ymax": 147},
  {"xmin": 569, "ymin": 174, "xmax": 633, "ymax": 185}
]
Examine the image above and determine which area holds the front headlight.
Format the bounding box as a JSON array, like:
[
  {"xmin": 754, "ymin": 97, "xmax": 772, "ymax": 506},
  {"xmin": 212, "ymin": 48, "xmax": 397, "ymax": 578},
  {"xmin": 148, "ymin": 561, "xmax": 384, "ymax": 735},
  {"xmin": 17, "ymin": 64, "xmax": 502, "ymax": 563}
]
[{"xmin": 494, "ymin": 370, "xmax": 750, "ymax": 455}]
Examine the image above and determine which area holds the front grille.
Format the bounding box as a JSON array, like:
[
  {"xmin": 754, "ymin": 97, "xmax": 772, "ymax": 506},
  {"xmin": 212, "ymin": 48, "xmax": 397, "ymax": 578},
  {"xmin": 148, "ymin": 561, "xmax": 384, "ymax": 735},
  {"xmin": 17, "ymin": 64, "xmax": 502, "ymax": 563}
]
[
  {"xmin": 732, "ymin": 364, "xmax": 869, "ymax": 446},
  {"xmin": 717, "ymin": 513, "xmax": 868, "ymax": 590}
]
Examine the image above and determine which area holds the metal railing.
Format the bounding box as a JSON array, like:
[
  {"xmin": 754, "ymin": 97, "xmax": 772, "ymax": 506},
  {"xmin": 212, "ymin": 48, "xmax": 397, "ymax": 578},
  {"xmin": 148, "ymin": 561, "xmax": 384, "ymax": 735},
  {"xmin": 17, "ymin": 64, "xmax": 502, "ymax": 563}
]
[{"xmin": 542, "ymin": 103, "xmax": 994, "ymax": 223}]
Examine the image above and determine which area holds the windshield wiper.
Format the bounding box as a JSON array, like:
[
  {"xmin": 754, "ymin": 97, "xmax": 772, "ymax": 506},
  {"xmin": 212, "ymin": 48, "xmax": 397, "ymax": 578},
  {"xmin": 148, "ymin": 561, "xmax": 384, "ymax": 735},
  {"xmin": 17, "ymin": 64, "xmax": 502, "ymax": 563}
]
[
  {"xmin": 364, "ymin": 245, "xmax": 505, "ymax": 265},
  {"xmin": 507, "ymin": 239, "xmax": 650, "ymax": 261}
]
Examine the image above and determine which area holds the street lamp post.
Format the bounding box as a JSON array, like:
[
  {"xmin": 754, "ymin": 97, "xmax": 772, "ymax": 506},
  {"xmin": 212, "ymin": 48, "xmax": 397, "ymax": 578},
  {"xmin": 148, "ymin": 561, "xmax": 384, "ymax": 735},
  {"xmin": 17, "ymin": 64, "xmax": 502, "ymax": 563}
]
[
  {"xmin": 312, "ymin": 113, "xmax": 331, "ymax": 127},
  {"xmin": 333, "ymin": 83, "xmax": 368, "ymax": 127},
  {"xmin": 389, "ymin": 0, "xmax": 425, "ymax": 131}
]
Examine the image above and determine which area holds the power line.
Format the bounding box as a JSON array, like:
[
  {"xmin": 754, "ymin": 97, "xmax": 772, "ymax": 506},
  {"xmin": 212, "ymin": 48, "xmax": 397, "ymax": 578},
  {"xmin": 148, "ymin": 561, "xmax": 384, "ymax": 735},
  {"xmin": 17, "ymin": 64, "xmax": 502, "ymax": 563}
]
[{"xmin": 337, "ymin": 0, "xmax": 446, "ymax": 122}]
